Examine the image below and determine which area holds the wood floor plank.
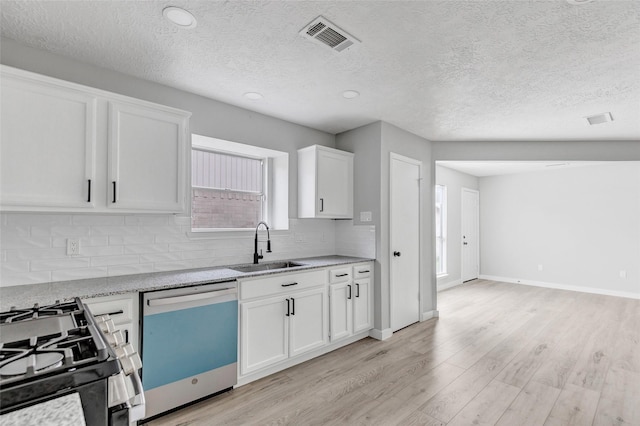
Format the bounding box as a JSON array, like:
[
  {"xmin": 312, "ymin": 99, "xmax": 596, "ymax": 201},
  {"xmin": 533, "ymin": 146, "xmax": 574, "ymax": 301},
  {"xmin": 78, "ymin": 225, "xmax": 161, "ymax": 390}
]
[
  {"xmin": 592, "ymin": 367, "xmax": 640, "ymax": 426},
  {"xmin": 446, "ymin": 379, "xmax": 521, "ymax": 426},
  {"xmin": 495, "ymin": 381, "xmax": 561, "ymax": 426},
  {"xmin": 144, "ymin": 281, "xmax": 637, "ymax": 426},
  {"xmin": 543, "ymin": 383, "xmax": 600, "ymax": 426}
]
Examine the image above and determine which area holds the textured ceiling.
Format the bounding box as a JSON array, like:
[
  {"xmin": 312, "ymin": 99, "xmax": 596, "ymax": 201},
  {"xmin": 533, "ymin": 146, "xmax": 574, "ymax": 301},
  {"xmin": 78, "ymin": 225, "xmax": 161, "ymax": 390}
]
[{"xmin": 1, "ymin": 0, "xmax": 639, "ymax": 141}]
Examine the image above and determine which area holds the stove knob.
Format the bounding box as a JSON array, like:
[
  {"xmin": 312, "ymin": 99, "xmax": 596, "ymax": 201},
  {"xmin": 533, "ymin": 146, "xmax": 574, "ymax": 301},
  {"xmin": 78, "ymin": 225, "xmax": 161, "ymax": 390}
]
[
  {"xmin": 96, "ymin": 318, "xmax": 115, "ymax": 333},
  {"xmin": 105, "ymin": 330, "xmax": 124, "ymax": 347}
]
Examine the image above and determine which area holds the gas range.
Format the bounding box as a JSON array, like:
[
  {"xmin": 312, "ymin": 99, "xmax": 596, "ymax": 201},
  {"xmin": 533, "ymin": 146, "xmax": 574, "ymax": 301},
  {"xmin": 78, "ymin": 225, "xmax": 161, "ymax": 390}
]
[{"xmin": 0, "ymin": 298, "xmax": 144, "ymax": 426}]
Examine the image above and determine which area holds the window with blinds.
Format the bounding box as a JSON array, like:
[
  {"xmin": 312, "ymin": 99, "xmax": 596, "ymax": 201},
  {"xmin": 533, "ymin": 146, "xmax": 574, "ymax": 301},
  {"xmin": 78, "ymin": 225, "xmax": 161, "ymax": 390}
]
[{"xmin": 191, "ymin": 149, "xmax": 264, "ymax": 229}]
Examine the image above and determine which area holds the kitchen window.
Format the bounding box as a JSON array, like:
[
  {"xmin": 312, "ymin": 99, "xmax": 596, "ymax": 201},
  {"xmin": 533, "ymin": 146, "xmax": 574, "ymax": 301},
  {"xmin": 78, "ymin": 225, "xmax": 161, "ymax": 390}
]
[
  {"xmin": 191, "ymin": 134, "xmax": 289, "ymax": 232},
  {"xmin": 435, "ymin": 184, "xmax": 447, "ymax": 275},
  {"xmin": 192, "ymin": 149, "xmax": 264, "ymax": 230}
]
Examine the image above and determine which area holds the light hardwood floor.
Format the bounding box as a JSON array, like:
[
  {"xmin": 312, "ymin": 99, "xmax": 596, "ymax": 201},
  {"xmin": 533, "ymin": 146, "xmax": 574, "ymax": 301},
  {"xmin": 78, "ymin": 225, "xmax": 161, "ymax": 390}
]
[{"xmin": 144, "ymin": 280, "xmax": 640, "ymax": 425}]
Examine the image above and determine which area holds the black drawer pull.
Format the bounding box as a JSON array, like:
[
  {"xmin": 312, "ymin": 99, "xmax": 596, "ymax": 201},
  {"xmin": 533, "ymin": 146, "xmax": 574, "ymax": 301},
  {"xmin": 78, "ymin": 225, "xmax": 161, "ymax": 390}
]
[
  {"xmin": 99, "ymin": 309, "xmax": 124, "ymax": 317},
  {"xmin": 281, "ymin": 282, "xmax": 298, "ymax": 287},
  {"xmin": 291, "ymin": 297, "xmax": 295, "ymax": 316},
  {"xmin": 87, "ymin": 179, "xmax": 91, "ymax": 203},
  {"xmin": 358, "ymin": 270, "xmax": 370, "ymax": 273},
  {"xmin": 335, "ymin": 273, "xmax": 349, "ymax": 277},
  {"xmin": 112, "ymin": 181, "xmax": 117, "ymax": 203},
  {"xmin": 285, "ymin": 298, "xmax": 290, "ymax": 317},
  {"xmin": 356, "ymin": 283, "xmax": 360, "ymax": 298},
  {"xmin": 347, "ymin": 284, "xmax": 352, "ymax": 300}
]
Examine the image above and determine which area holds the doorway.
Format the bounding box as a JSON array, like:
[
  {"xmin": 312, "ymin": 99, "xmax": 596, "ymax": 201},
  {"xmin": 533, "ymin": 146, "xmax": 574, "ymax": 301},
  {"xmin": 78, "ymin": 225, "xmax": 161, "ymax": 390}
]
[
  {"xmin": 461, "ymin": 188, "xmax": 479, "ymax": 282},
  {"xmin": 390, "ymin": 153, "xmax": 421, "ymax": 331}
]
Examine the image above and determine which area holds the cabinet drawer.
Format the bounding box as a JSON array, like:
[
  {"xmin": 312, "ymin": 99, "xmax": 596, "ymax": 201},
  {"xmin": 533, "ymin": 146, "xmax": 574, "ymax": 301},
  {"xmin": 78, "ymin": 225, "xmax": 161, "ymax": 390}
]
[
  {"xmin": 83, "ymin": 296, "xmax": 134, "ymax": 325},
  {"xmin": 329, "ymin": 267, "xmax": 352, "ymax": 283},
  {"xmin": 239, "ymin": 269, "xmax": 327, "ymax": 300},
  {"xmin": 353, "ymin": 264, "xmax": 372, "ymax": 279}
]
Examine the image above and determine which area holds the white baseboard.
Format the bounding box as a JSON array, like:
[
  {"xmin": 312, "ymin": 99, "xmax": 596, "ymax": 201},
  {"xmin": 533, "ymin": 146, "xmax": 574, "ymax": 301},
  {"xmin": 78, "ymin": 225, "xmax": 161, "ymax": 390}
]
[
  {"xmin": 479, "ymin": 275, "xmax": 640, "ymax": 300},
  {"xmin": 369, "ymin": 328, "xmax": 393, "ymax": 341},
  {"xmin": 438, "ymin": 279, "xmax": 463, "ymax": 292},
  {"xmin": 421, "ymin": 310, "xmax": 439, "ymax": 321}
]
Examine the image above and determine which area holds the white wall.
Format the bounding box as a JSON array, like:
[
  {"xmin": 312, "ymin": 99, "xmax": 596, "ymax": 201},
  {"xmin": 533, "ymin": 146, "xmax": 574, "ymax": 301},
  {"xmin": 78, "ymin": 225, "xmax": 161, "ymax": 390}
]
[
  {"xmin": 435, "ymin": 165, "xmax": 479, "ymax": 290},
  {"xmin": 479, "ymin": 162, "xmax": 640, "ymax": 298}
]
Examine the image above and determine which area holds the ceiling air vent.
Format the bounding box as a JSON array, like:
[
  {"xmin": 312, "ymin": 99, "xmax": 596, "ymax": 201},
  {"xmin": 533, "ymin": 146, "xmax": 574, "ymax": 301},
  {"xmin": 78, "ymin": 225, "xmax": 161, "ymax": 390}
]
[{"xmin": 299, "ymin": 16, "xmax": 360, "ymax": 52}]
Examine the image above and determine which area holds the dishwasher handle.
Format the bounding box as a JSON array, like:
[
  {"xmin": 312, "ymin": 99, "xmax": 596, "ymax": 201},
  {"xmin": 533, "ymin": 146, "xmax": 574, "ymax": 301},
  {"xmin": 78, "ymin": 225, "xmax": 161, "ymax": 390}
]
[{"xmin": 147, "ymin": 288, "xmax": 236, "ymax": 307}]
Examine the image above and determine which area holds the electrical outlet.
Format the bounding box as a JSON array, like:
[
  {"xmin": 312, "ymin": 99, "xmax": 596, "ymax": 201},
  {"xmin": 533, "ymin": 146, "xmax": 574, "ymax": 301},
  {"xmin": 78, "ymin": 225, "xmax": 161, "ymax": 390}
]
[
  {"xmin": 66, "ymin": 238, "xmax": 80, "ymax": 256},
  {"xmin": 619, "ymin": 270, "xmax": 627, "ymax": 279},
  {"xmin": 294, "ymin": 233, "xmax": 305, "ymax": 243},
  {"xmin": 360, "ymin": 211, "xmax": 372, "ymax": 222}
]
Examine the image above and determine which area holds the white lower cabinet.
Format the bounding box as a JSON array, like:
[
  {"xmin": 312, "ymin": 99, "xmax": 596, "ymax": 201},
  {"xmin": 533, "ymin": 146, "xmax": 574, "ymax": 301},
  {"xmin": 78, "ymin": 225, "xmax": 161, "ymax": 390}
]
[
  {"xmin": 238, "ymin": 262, "xmax": 373, "ymax": 384},
  {"xmin": 240, "ymin": 286, "xmax": 327, "ymax": 375},
  {"xmin": 81, "ymin": 293, "xmax": 139, "ymax": 352},
  {"xmin": 329, "ymin": 263, "xmax": 373, "ymax": 342}
]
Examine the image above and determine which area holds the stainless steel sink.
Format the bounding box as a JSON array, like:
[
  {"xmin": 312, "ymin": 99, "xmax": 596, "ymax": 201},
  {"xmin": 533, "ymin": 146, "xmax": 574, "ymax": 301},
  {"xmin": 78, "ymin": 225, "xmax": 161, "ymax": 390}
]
[{"xmin": 230, "ymin": 261, "xmax": 306, "ymax": 273}]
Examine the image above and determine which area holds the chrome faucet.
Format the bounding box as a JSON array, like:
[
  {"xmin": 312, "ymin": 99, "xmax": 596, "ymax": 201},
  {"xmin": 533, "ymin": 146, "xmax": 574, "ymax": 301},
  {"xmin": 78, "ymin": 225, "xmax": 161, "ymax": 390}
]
[{"xmin": 253, "ymin": 221, "xmax": 272, "ymax": 264}]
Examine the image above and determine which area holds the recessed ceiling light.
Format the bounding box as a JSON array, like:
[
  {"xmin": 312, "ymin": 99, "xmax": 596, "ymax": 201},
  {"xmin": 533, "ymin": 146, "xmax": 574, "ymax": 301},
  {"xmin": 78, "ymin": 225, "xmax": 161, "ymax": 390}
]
[
  {"xmin": 566, "ymin": 0, "xmax": 595, "ymax": 5},
  {"xmin": 244, "ymin": 92, "xmax": 264, "ymax": 100},
  {"xmin": 585, "ymin": 112, "xmax": 613, "ymax": 125},
  {"xmin": 163, "ymin": 7, "xmax": 197, "ymax": 28},
  {"xmin": 342, "ymin": 90, "xmax": 360, "ymax": 99}
]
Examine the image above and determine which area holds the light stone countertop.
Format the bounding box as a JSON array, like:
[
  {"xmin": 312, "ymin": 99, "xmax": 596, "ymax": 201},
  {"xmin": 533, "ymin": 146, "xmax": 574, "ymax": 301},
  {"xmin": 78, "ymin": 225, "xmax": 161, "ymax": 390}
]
[
  {"xmin": 0, "ymin": 392, "xmax": 86, "ymax": 426},
  {"xmin": 0, "ymin": 256, "xmax": 373, "ymax": 311}
]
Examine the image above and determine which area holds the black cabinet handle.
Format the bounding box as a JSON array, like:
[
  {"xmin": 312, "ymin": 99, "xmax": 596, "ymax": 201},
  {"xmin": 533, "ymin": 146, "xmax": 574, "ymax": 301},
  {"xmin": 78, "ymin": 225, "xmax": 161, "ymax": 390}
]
[
  {"xmin": 124, "ymin": 329, "xmax": 129, "ymax": 343},
  {"xmin": 356, "ymin": 283, "xmax": 360, "ymax": 298},
  {"xmin": 112, "ymin": 181, "xmax": 117, "ymax": 203},
  {"xmin": 87, "ymin": 179, "xmax": 91, "ymax": 202},
  {"xmin": 336, "ymin": 273, "xmax": 349, "ymax": 277},
  {"xmin": 285, "ymin": 298, "xmax": 290, "ymax": 317},
  {"xmin": 320, "ymin": 198, "xmax": 324, "ymax": 212},
  {"xmin": 393, "ymin": 251, "xmax": 401, "ymax": 257},
  {"xmin": 281, "ymin": 282, "xmax": 298, "ymax": 287},
  {"xmin": 291, "ymin": 297, "xmax": 295, "ymax": 316},
  {"xmin": 358, "ymin": 270, "xmax": 370, "ymax": 273},
  {"xmin": 347, "ymin": 284, "xmax": 352, "ymax": 300}
]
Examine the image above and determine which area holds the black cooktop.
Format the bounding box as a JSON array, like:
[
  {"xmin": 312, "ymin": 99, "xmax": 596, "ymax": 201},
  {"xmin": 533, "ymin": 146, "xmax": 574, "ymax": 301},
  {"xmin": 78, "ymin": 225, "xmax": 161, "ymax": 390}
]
[{"xmin": 0, "ymin": 299, "xmax": 115, "ymax": 388}]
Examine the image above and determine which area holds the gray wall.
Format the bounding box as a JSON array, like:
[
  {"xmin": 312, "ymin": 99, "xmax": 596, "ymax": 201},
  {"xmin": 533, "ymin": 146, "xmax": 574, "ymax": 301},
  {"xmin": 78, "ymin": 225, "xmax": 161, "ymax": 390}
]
[
  {"xmin": 0, "ymin": 38, "xmax": 335, "ymax": 219},
  {"xmin": 337, "ymin": 122, "xmax": 435, "ymax": 334},
  {"xmin": 433, "ymin": 140, "xmax": 640, "ymax": 161},
  {"xmin": 435, "ymin": 165, "xmax": 479, "ymax": 289}
]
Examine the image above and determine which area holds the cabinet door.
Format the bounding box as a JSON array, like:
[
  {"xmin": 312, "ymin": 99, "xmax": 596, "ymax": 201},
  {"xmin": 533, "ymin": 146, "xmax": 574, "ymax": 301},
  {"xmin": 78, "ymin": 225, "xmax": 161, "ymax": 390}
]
[
  {"xmin": 316, "ymin": 149, "xmax": 353, "ymax": 218},
  {"xmin": 240, "ymin": 296, "xmax": 288, "ymax": 375},
  {"xmin": 108, "ymin": 101, "xmax": 187, "ymax": 212},
  {"xmin": 1, "ymin": 72, "xmax": 97, "ymax": 210},
  {"xmin": 329, "ymin": 282, "xmax": 353, "ymax": 342},
  {"xmin": 289, "ymin": 287, "xmax": 328, "ymax": 358},
  {"xmin": 353, "ymin": 278, "xmax": 373, "ymax": 333}
]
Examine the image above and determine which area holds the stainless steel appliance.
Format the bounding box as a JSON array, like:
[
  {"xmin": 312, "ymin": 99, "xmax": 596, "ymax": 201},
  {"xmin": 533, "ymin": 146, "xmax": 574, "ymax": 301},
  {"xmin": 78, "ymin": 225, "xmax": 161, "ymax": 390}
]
[
  {"xmin": 0, "ymin": 299, "xmax": 145, "ymax": 426},
  {"xmin": 141, "ymin": 281, "xmax": 237, "ymax": 420}
]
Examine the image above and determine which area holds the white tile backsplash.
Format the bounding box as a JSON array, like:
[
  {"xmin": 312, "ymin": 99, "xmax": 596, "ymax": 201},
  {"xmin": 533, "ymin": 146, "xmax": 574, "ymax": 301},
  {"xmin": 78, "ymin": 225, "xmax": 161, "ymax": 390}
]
[{"xmin": 0, "ymin": 213, "xmax": 375, "ymax": 287}]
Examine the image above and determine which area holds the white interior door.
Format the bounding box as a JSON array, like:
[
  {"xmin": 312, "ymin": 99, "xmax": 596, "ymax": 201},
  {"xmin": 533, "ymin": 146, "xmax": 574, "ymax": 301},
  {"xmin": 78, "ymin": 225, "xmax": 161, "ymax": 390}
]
[
  {"xmin": 390, "ymin": 153, "xmax": 421, "ymax": 332},
  {"xmin": 462, "ymin": 188, "xmax": 480, "ymax": 282}
]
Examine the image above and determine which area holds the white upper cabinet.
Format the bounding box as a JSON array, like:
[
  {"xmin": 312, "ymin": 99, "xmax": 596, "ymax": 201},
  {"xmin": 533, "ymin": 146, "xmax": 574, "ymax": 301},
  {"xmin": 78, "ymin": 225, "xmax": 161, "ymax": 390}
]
[
  {"xmin": 107, "ymin": 101, "xmax": 187, "ymax": 212},
  {"xmin": 298, "ymin": 145, "xmax": 353, "ymax": 219},
  {"xmin": 0, "ymin": 66, "xmax": 190, "ymax": 213},
  {"xmin": 1, "ymin": 69, "xmax": 98, "ymax": 209}
]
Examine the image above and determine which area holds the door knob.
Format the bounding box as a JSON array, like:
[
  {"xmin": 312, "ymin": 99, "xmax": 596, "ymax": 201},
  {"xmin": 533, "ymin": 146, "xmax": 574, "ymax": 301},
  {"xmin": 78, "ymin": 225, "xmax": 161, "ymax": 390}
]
[{"xmin": 393, "ymin": 251, "xmax": 401, "ymax": 257}]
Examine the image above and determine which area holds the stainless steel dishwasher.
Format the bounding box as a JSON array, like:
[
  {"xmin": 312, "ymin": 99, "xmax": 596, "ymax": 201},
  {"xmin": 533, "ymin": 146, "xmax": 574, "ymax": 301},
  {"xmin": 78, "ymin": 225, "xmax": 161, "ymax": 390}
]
[{"xmin": 141, "ymin": 281, "xmax": 237, "ymax": 420}]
